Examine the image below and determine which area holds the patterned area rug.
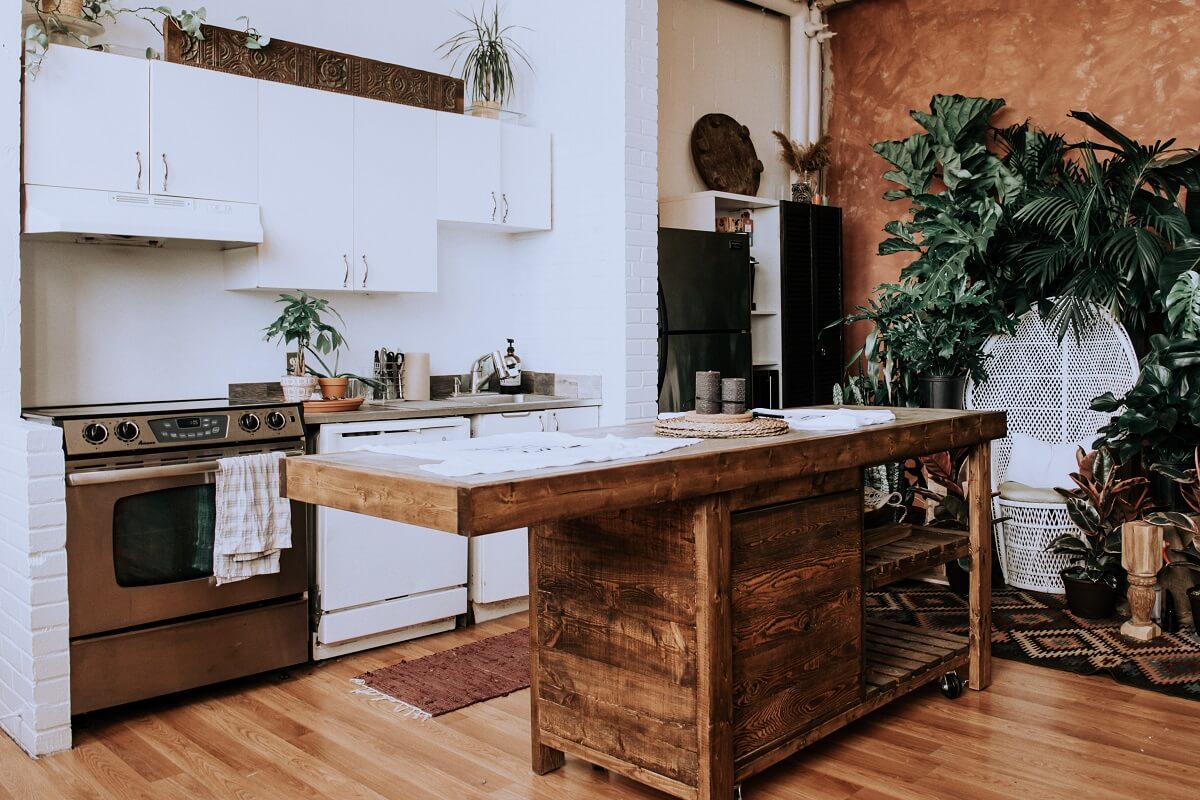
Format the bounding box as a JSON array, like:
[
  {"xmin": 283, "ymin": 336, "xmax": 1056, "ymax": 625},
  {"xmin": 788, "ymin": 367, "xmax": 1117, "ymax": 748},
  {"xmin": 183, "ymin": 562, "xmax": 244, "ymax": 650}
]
[
  {"xmin": 870, "ymin": 583, "xmax": 1200, "ymax": 701},
  {"xmin": 353, "ymin": 629, "xmax": 530, "ymax": 719}
]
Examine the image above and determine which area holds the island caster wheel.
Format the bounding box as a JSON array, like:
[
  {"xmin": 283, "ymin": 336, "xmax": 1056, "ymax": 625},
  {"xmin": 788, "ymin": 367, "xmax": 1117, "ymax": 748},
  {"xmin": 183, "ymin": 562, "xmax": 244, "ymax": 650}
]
[{"xmin": 939, "ymin": 671, "xmax": 964, "ymax": 699}]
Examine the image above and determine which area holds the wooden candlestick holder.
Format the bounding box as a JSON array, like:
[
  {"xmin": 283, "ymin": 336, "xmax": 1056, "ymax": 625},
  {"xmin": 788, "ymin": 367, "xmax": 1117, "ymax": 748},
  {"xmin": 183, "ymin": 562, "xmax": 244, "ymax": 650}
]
[{"xmin": 1121, "ymin": 521, "xmax": 1164, "ymax": 642}]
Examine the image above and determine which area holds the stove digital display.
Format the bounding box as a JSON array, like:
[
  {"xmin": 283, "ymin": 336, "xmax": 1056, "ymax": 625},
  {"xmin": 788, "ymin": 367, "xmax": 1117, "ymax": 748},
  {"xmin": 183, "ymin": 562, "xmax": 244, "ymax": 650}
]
[
  {"xmin": 176, "ymin": 417, "xmax": 201, "ymax": 429},
  {"xmin": 147, "ymin": 414, "xmax": 229, "ymax": 443}
]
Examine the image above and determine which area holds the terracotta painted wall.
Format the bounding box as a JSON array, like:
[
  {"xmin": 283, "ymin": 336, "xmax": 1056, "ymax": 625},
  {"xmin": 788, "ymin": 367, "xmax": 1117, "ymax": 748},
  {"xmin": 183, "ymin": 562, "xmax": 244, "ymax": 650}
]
[{"xmin": 825, "ymin": 0, "xmax": 1200, "ymax": 353}]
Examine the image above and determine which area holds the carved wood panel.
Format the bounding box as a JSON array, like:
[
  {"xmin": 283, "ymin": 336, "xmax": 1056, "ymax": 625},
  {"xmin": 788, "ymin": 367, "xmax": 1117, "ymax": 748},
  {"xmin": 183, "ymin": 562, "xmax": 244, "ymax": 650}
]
[{"xmin": 163, "ymin": 23, "xmax": 464, "ymax": 114}]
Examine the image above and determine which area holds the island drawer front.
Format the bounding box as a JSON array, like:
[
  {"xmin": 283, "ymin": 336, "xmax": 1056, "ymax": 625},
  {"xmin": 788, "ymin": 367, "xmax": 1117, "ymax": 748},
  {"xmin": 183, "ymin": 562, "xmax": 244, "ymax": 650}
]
[{"xmin": 730, "ymin": 489, "xmax": 864, "ymax": 761}]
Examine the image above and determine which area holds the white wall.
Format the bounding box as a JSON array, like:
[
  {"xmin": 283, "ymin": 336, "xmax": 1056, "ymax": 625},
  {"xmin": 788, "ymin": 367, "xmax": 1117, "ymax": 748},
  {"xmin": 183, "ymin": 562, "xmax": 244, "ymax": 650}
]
[
  {"xmin": 20, "ymin": 0, "xmax": 630, "ymax": 419},
  {"xmin": 658, "ymin": 0, "xmax": 790, "ymax": 200}
]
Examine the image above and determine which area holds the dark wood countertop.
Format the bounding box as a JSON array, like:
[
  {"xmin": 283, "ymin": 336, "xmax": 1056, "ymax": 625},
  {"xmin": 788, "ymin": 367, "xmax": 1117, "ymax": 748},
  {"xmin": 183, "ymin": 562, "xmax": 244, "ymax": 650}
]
[{"xmin": 282, "ymin": 407, "xmax": 1006, "ymax": 535}]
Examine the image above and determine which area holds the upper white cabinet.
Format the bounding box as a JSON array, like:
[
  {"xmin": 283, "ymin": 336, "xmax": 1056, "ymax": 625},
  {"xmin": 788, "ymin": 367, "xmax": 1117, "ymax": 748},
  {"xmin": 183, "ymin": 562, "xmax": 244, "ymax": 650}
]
[
  {"xmin": 24, "ymin": 47, "xmax": 258, "ymax": 204},
  {"xmin": 227, "ymin": 81, "xmax": 355, "ymax": 292},
  {"xmin": 353, "ymin": 98, "xmax": 437, "ymax": 293},
  {"xmin": 149, "ymin": 60, "xmax": 258, "ymax": 203},
  {"xmin": 437, "ymin": 114, "xmax": 551, "ymax": 232},
  {"xmin": 24, "ymin": 47, "xmax": 149, "ymax": 194},
  {"xmin": 226, "ymin": 83, "xmax": 438, "ymax": 293}
]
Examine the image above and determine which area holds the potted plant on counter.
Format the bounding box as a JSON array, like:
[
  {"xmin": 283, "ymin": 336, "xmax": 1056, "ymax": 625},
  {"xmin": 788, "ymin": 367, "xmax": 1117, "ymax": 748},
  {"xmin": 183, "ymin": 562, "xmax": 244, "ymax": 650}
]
[
  {"xmin": 438, "ymin": 2, "xmax": 530, "ymax": 119},
  {"xmin": 263, "ymin": 292, "xmax": 375, "ymax": 402},
  {"xmin": 1046, "ymin": 448, "xmax": 1151, "ymax": 618}
]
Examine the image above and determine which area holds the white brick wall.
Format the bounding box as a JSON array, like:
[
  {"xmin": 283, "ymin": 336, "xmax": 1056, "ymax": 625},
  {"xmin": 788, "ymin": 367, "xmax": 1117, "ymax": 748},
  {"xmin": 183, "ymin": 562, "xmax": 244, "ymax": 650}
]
[
  {"xmin": 0, "ymin": 421, "xmax": 71, "ymax": 756},
  {"xmin": 626, "ymin": 0, "xmax": 660, "ymax": 422}
]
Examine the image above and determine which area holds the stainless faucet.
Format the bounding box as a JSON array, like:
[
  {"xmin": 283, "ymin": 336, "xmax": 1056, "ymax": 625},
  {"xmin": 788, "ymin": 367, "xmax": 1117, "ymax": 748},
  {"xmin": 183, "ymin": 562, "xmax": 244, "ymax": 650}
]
[{"xmin": 469, "ymin": 350, "xmax": 515, "ymax": 394}]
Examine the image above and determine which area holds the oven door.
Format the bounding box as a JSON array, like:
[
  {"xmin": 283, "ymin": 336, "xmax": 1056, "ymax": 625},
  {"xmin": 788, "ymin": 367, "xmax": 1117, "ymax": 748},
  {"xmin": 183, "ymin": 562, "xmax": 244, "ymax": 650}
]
[{"xmin": 66, "ymin": 456, "xmax": 307, "ymax": 638}]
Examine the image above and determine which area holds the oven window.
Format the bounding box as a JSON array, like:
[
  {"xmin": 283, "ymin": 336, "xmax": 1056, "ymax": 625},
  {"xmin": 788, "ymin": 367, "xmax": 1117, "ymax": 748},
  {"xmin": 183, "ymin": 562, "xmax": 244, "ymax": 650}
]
[{"xmin": 113, "ymin": 486, "xmax": 215, "ymax": 586}]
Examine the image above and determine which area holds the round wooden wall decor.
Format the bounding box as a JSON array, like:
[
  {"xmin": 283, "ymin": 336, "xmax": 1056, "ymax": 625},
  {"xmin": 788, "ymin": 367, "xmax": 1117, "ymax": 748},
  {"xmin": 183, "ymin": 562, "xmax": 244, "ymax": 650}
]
[{"xmin": 690, "ymin": 113, "xmax": 764, "ymax": 196}]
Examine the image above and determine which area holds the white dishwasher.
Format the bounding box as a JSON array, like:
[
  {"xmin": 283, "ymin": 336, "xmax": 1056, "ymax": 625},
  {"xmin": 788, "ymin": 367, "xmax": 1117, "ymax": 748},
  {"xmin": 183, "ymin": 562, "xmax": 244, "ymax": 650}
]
[
  {"xmin": 313, "ymin": 416, "xmax": 471, "ymax": 659},
  {"xmin": 469, "ymin": 406, "xmax": 599, "ymax": 622}
]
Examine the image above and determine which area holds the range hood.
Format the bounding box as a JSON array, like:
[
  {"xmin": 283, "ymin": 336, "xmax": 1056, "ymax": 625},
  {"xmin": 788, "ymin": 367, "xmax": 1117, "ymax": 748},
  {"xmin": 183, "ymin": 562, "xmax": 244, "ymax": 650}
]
[{"xmin": 23, "ymin": 185, "xmax": 264, "ymax": 249}]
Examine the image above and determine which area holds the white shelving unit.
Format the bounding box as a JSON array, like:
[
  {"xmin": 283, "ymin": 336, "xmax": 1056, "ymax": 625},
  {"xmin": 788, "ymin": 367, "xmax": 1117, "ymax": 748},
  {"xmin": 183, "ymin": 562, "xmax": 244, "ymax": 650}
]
[{"xmin": 659, "ymin": 190, "xmax": 783, "ymax": 382}]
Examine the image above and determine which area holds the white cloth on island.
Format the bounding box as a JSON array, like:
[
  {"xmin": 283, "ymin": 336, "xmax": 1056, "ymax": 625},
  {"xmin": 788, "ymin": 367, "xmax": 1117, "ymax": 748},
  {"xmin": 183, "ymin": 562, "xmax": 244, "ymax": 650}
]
[
  {"xmin": 750, "ymin": 407, "xmax": 896, "ymax": 432},
  {"xmin": 357, "ymin": 431, "xmax": 702, "ymax": 477},
  {"xmin": 213, "ymin": 452, "xmax": 291, "ymax": 585}
]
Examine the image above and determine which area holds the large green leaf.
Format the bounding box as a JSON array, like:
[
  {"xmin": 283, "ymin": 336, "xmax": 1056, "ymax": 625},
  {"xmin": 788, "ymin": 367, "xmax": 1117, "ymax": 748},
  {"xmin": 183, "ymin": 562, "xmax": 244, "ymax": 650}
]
[{"xmin": 1165, "ymin": 270, "xmax": 1200, "ymax": 338}]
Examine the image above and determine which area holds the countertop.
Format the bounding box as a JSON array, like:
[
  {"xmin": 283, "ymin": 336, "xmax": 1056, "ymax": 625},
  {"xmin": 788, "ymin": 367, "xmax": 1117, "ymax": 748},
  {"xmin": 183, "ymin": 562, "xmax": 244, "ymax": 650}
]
[
  {"xmin": 301, "ymin": 393, "xmax": 602, "ymax": 425},
  {"xmin": 282, "ymin": 407, "xmax": 1007, "ymax": 534}
]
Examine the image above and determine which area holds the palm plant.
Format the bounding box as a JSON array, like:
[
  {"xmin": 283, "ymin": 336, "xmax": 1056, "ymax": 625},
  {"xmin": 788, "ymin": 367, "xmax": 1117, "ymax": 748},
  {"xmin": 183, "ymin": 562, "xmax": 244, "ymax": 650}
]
[
  {"xmin": 1003, "ymin": 112, "xmax": 1200, "ymax": 342},
  {"xmin": 438, "ymin": 3, "xmax": 531, "ymax": 108}
]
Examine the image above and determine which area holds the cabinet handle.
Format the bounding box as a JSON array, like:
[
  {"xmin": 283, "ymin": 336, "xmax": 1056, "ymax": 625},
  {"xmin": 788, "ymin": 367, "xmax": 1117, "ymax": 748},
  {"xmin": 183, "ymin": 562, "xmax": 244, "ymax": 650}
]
[
  {"xmin": 342, "ymin": 254, "xmax": 350, "ymax": 288},
  {"xmin": 538, "ymin": 414, "xmax": 545, "ymax": 431},
  {"xmin": 361, "ymin": 255, "xmax": 369, "ymax": 288},
  {"xmin": 502, "ymin": 193, "xmax": 509, "ymax": 223},
  {"xmin": 135, "ymin": 151, "xmax": 142, "ymax": 190},
  {"xmin": 551, "ymin": 412, "xmax": 559, "ymax": 431},
  {"xmin": 491, "ymin": 191, "xmax": 497, "ymax": 222},
  {"xmin": 161, "ymin": 153, "xmax": 169, "ymax": 192}
]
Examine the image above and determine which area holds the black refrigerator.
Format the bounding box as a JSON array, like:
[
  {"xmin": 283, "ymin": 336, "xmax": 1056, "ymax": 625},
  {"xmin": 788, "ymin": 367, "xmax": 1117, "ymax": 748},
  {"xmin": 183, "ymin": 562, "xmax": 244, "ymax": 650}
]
[{"xmin": 658, "ymin": 228, "xmax": 752, "ymax": 413}]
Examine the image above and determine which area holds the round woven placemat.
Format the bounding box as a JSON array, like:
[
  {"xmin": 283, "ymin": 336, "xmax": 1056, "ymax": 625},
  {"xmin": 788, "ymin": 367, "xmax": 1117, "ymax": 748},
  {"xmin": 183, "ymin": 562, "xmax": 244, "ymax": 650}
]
[{"xmin": 655, "ymin": 412, "xmax": 790, "ymax": 439}]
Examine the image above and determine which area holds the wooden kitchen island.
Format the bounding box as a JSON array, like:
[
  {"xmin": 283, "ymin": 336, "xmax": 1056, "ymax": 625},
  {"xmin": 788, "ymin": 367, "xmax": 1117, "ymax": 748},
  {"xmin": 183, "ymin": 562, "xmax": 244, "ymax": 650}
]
[{"xmin": 282, "ymin": 407, "xmax": 1006, "ymax": 800}]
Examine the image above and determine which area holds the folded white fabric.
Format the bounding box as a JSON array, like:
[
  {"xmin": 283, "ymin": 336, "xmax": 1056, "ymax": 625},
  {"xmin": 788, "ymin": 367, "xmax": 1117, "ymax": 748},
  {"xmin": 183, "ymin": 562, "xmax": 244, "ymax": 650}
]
[
  {"xmin": 749, "ymin": 407, "xmax": 896, "ymax": 431},
  {"xmin": 213, "ymin": 452, "xmax": 292, "ymax": 586},
  {"xmin": 359, "ymin": 431, "xmax": 701, "ymax": 477}
]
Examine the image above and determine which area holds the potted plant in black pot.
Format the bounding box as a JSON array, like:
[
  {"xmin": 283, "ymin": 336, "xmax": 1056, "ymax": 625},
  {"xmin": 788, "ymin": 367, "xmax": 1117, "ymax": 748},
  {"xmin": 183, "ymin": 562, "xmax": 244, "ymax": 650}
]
[
  {"xmin": 1045, "ymin": 448, "xmax": 1151, "ymax": 618},
  {"xmin": 1145, "ymin": 448, "xmax": 1200, "ymax": 629}
]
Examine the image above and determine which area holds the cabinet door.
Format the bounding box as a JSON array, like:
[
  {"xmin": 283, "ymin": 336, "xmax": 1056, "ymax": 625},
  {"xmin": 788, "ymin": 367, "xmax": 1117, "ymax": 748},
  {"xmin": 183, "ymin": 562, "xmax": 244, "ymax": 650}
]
[
  {"xmin": 436, "ymin": 113, "xmax": 501, "ymax": 225},
  {"xmin": 353, "ymin": 99, "xmax": 437, "ymax": 292},
  {"xmin": 149, "ymin": 61, "xmax": 258, "ymax": 202},
  {"xmin": 254, "ymin": 81, "xmax": 354, "ymax": 291},
  {"xmin": 24, "ymin": 47, "xmax": 149, "ymax": 194},
  {"xmin": 548, "ymin": 406, "xmax": 599, "ymax": 432},
  {"xmin": 500, "ymin": 125, "xmax": 551, "ymax": 230}
]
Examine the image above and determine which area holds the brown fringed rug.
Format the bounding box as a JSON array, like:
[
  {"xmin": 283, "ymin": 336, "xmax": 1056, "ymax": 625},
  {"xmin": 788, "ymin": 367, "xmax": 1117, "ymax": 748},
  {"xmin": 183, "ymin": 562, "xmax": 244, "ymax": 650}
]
[{"xmin": 352, "ymin": 629, "xmax": 530, "ymax": 719}]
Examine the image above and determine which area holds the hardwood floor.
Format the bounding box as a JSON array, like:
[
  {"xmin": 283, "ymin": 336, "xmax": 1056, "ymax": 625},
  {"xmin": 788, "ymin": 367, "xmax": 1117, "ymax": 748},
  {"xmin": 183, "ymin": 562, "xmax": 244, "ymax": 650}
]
[{"xmin": 2, "ymin": 613, "xmax": 1198, "ymax": 800}]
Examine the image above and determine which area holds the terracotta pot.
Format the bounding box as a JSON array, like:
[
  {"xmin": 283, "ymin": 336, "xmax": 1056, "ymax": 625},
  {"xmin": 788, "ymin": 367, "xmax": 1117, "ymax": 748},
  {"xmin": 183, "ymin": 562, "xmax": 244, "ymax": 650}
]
[
  {"xmin": 470, "ymin": 99, "xmax": 502, "ymax": 119},
  {"xmin": 318, "ymin": 377, "xmax": 350, "ymax": 400},
  {"xmin": 39, "ymin": 0, "xmax": 85, "ymax": 17},
  {"xmin": 279, "ymin": 374, "xmax": 318, "ymax": 402},
  {"xmin": 1060, "ymin": 570, "xmax": 1119, "ymax": 619}
]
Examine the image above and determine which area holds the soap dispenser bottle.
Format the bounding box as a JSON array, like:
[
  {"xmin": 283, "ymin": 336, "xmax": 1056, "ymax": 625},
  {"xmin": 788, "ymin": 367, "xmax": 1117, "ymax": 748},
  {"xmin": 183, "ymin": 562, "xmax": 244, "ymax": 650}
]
[{"xmin": 499, "ymin": 338, "xmax": 523, "ymax": 395}]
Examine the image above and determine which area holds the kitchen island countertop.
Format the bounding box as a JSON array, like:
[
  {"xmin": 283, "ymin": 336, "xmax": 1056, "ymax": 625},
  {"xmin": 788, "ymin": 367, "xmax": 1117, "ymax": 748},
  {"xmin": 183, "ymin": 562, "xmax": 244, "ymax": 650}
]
[{"xmin": 302, "ymin": 394, "xmax": 601, "ymax": 425}]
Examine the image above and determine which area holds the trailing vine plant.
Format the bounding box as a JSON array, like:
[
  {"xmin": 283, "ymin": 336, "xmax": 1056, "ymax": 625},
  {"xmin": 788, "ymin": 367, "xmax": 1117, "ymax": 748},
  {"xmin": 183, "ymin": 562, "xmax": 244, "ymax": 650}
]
[{"xmin": 24, "ymin": 2, "xmax": 267, "ymax": 75}]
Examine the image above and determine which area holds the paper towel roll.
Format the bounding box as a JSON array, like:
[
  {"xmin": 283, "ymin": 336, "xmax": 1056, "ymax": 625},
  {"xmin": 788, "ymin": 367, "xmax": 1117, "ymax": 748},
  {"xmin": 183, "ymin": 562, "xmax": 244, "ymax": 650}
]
[{"xmin": 402, "ymin": 352, "xmax": 430, "ymax": 401}]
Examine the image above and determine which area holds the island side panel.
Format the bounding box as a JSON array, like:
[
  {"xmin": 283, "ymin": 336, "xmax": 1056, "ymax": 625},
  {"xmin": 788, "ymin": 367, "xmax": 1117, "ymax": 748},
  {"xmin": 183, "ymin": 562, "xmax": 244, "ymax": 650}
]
[
  {"xmin": 967, "ymin": 441, "xmax": 993, "ymax": 690},
  {"xmin": 530, "ymin": 502, "xmax": 704, "ymax": 798},
  {"xmin": 730, "ymin": 488, "xmax": 864, "ymax": 770}
]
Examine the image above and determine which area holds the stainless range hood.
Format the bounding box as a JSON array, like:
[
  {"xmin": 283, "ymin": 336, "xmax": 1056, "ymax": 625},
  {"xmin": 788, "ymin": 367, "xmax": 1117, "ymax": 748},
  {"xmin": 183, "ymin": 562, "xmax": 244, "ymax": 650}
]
[{"xmin": 23, "ymin": 185, "xmax": 264, "ymax": 249}]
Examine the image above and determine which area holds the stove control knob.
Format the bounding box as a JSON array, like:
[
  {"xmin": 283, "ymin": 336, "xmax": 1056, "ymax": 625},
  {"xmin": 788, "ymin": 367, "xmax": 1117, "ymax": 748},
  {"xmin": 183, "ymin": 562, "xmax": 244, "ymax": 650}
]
[
  {"xmin": 265, "ymin": 411, "xmax": 287, "ymax": 430},
  {"xmin": 115, "ymin": 421, "xmax": 140, "ymax": 442},
  {"xmin": 82, "ymin": 423, "xmax": 108, "ymax": 445},
  {"xmin": 239, "ymin": 412, "xmax": 261, "ymax": 433}
]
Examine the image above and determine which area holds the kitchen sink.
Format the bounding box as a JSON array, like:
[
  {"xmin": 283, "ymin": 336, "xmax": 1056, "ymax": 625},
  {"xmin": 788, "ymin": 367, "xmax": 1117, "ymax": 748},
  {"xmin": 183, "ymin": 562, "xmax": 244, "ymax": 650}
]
[{"xmin": 435, "ymin": 393, "xmax": 560, "ymax": 405}]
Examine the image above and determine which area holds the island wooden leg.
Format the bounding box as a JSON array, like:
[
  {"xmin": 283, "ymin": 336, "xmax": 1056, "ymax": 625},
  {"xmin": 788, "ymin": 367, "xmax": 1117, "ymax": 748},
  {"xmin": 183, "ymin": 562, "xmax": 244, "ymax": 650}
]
[
  {"xmin": 693, "ymin": 497, "xmax": 734, "ymax": 800},
  {"xmin": 527, "ymin": 524, "xmax": 564, "ymax": 775},
  {"xmin": 966, "ymin": 441, "xmax": 993, "ymax": 690}
]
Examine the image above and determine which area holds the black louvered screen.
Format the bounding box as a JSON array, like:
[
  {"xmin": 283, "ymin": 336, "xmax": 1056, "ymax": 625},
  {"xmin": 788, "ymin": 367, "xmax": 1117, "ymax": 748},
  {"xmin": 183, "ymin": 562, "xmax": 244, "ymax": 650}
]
[{"xmin": 780, "ymin": 202, "xmax": 843, "ymax": 407}]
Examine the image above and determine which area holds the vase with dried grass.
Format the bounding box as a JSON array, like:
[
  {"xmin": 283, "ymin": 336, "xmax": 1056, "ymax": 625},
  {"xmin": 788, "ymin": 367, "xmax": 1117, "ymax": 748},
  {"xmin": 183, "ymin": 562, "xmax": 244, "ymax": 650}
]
[{"xmin": 773, "ymin": 132, "xmax": 832, "ymax": 204}]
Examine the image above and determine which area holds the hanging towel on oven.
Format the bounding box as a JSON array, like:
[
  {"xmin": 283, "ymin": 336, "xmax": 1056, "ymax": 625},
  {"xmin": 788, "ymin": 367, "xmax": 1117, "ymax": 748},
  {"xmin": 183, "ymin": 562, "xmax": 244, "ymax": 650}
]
[{"xmin": 213, "ymin": 451, "xmax": 292, "ymax": 585}]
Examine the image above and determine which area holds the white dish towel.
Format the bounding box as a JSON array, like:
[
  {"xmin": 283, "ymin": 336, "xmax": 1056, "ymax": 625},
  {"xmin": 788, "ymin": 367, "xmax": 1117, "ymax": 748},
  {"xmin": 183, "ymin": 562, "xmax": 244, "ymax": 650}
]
[
  {"xmin": 750, "ymin": 407, "xmax": 896, "ymax": 431},
  {"xmin": 213, "ymin": 451, "xmax": 292, "ymax": 585},
  {"xmin": 359, "ymin": 431, "xmax": 701, "ymax": 477}
]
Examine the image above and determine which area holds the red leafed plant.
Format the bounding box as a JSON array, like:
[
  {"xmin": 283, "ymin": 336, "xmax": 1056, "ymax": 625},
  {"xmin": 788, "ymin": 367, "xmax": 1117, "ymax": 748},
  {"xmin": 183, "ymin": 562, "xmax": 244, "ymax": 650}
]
[
  {"xmin": 913, "ymin": 449, "xmax": 970, "ymax": 528},
  {"xmin": 1046, "ymin": 448, "xmax": 1151, "ymax": 588}
]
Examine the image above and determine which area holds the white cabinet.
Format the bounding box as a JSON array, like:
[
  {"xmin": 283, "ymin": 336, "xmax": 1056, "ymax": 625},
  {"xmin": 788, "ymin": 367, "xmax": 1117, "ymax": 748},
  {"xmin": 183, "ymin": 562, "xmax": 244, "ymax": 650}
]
[
  {"xmin": 500, "ymin": 125, "xmax": 552, "ymax": 230},
  {"xmin": 149, "ymin": 60, "xmax": 258, "ymax": 203},
  {"xmin": 227, "ymin": 81, "xmax": 355, "ymax": 292},
  {"xmin": 436, "ymin": 113, "xmax": 502, "ymax": 226},
  {"xmin": 24, "ymin": 46, "xmax": 149, "ymax": 194},
  {"xmin": 227, "ymin": 84, "xmax": 439, "ymax": 293},
  {"xmin": 437, "ymin": 114, "xmax": 551, "ymax": 232},
  {"xmin": 546, "ymin": 405, "xmax": 600, "ymax": 432},
  {"xmin": 353, "ymin": 98, "xmax": 437, "ymax": 293}
]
